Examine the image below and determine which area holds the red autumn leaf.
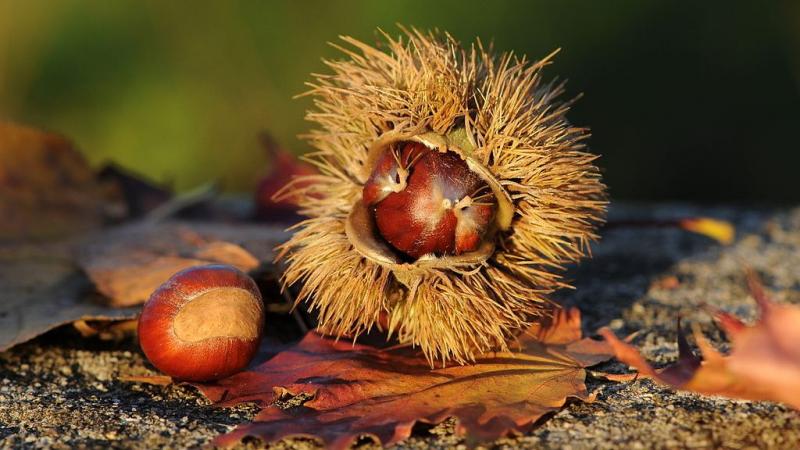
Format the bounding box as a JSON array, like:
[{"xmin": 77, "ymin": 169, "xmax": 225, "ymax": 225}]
[
  {"xmin": 601, "ymin": 270, "xmax": 800, "ymax": 409},
  {"xmin": 254, "ymin": 132, "xmax": 317, "ymax": 221},
  {"xmin": 191, "ymin": 308, "xmax": 612, "ymax": 449}
]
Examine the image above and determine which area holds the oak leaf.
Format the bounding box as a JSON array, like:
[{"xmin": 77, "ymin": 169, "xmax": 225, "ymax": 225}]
[
  {"xmin": 601, "ymin": 270, "xmax": 800, "ymax": 409},
  {"xmin": 192, "ymin": 308, "xmax": 612, "ymax": 449}
]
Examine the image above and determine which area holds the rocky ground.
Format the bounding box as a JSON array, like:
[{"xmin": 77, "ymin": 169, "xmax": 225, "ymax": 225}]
[{"xmin": 1, "ymin": 203, "xmax": 799, "ymax": 449}]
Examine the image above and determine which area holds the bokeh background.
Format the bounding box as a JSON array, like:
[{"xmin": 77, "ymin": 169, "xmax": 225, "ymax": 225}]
[{"xmin": 1, "ymin": 1, "xmax": 798, "ymax": 202}]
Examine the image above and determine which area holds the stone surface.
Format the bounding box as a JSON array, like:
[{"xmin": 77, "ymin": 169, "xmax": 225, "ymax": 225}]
[{"xmin": 1, "ymin": 203, "xmax": 800, "ymax": 449}]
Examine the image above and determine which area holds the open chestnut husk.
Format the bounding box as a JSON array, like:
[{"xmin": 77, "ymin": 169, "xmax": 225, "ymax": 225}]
[{"xmin": 276, "ymin": 29, "xmax": 607, "ymax": 364}]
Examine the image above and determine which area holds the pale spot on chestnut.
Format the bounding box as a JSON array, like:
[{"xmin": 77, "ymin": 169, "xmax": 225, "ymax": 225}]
[
  {"xmin": 172, "ymin": 287, "xmax": 262, "ymax": 343},
  {"xmin": 138, "ymin": 264, "xmax": 264, "ymax": 382}
]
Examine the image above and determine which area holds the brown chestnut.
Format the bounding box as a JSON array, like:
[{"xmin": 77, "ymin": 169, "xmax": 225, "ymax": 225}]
[
  {"xmin": 137, "ymin": 264, "xmax": 264, "ymax": 382},
  {"xmin": 363, "ymin": 141, "xmax": 497, "ymax": 259}
]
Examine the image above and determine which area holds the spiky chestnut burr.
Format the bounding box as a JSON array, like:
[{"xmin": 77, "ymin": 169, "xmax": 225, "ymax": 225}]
[
  {"xmin": 277, "ymin": 29, "xmax": 607, "ymax": 364},
  {"xmin": 138, "ymin": 265, "xmax": 264, "ymax": 381}
]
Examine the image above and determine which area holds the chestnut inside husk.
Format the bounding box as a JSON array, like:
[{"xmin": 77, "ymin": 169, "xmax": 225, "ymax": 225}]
[
  {"xmin": 345, "ymin": 130, "xmax": 516, "ymax": 282},
  {"xmin": 363, "ymin": 140, "xmax": 497, "ymax": 260}
]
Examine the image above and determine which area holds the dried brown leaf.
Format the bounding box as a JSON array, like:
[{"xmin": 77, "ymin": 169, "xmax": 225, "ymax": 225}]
[
  {"xmin": 119, "ymin": 374, "xmax": 174, "ymax": 386},
  {"xmin": 73, "ymin": 318, "xmax": 138, "ymax": 341},
  {"xmin": 76, "ymin": 221, "xmax": 289, "ymax": 307},
  {"xmin": 0, "ymin": 122, "xmax": 140, "ymax": 350},
  {"xmin": 601, "ymin": 271, "xmax": 800, "ymax": 409},
  {"xmin": 0, "ymin": 240, "xmax": 138, "ymax": 351},
  {"xmin": 98, "ymin": 163, "xmax": 172, "ymax": 218},
  {"xmin": 0, "ymin": 121, "xmax": 119, "ymax": 240},
  {"xmin": 191, "ymin": 308, "xmax": 612, "ymax": 449}
]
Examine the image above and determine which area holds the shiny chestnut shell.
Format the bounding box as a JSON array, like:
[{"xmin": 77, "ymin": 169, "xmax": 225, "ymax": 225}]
[
  {"xmin": 137, "ymin": 264, "xmax": 264, "ymax": 382},
  {"xmin": 363, "ymin": 141, "xmax": 497, "ymax": 259}
]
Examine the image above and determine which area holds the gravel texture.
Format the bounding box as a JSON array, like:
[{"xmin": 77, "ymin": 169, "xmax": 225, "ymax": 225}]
[{"xmin": 1, "ymin": 203, "xmax": 800, "ymax": 449}]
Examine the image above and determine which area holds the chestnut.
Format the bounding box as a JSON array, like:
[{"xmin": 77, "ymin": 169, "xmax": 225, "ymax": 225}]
[
  {"xmin": 137, "ymin": 264, "xmax": 264, "ymax": 382},
  {"xmin": 363, "ymin": 141, "xmax": 497, "ymax": 259}
]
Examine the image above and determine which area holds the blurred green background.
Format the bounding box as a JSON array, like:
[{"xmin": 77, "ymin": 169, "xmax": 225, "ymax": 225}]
[{"xmin": 1, "ymin": 1, "xmax": 798, "ymax": 202}]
